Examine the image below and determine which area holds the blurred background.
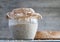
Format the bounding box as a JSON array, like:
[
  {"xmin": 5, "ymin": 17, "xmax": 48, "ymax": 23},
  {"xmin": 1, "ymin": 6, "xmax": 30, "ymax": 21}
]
[{"xmin": 0, "ymin": 0, "xmax": 60, "ymax": 38}]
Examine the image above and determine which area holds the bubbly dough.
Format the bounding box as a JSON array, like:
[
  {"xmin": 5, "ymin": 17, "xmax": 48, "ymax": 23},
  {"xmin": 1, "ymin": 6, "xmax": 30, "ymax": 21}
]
[{"xmin": 7, "ymin": 8, "xmax": 42, "ymax": 20}]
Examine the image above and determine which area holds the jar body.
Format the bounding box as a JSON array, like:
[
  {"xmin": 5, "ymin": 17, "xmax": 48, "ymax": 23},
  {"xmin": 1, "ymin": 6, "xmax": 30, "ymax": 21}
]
[{"xmin": 9, "ymin": 19, "xmax": 38, "ymax": 39}]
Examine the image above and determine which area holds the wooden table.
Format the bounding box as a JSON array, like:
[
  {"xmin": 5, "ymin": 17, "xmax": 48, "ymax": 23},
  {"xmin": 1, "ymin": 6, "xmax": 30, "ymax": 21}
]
[{"xmin": 34, "ymin": 31, "xmax": 60, "ymax": 40}]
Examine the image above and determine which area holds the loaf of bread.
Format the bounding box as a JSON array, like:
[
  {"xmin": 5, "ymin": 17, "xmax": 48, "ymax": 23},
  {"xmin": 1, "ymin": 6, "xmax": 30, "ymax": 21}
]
[{"xmin": 35, "ymin": 31, "xmax": 60, "ymax": 40}]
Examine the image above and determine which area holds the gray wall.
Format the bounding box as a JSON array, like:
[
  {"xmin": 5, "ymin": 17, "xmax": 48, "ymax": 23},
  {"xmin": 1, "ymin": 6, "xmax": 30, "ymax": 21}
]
[{"xmin": 0, "ymin": 0, "xmax": 60, "ymax": 38}]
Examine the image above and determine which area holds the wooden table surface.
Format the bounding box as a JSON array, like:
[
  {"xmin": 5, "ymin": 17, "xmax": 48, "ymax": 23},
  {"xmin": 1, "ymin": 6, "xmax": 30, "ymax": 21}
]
[{"xmin": 34, "ymin": 31, "xmax": 60, "ymax": 40}]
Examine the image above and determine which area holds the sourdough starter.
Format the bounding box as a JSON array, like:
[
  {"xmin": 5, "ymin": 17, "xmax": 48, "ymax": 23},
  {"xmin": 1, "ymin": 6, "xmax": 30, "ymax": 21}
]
[
  {"xmin": 7, "ymin": 8, "xmax": 42, "ymax": 39},
  {"xmin": 9, "ymin": 19, "xmax": 38, "ymax": 39}
]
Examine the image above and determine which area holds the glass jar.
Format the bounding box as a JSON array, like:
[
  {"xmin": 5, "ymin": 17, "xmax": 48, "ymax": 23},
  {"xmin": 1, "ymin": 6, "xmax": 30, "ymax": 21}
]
[
  {"xmin": 9, "ymin": 18, "xmax": 38, "ymax": 39},
  {"xmin": 6, "ymin": 8, "xmax": 42, "ymax": 39}
]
